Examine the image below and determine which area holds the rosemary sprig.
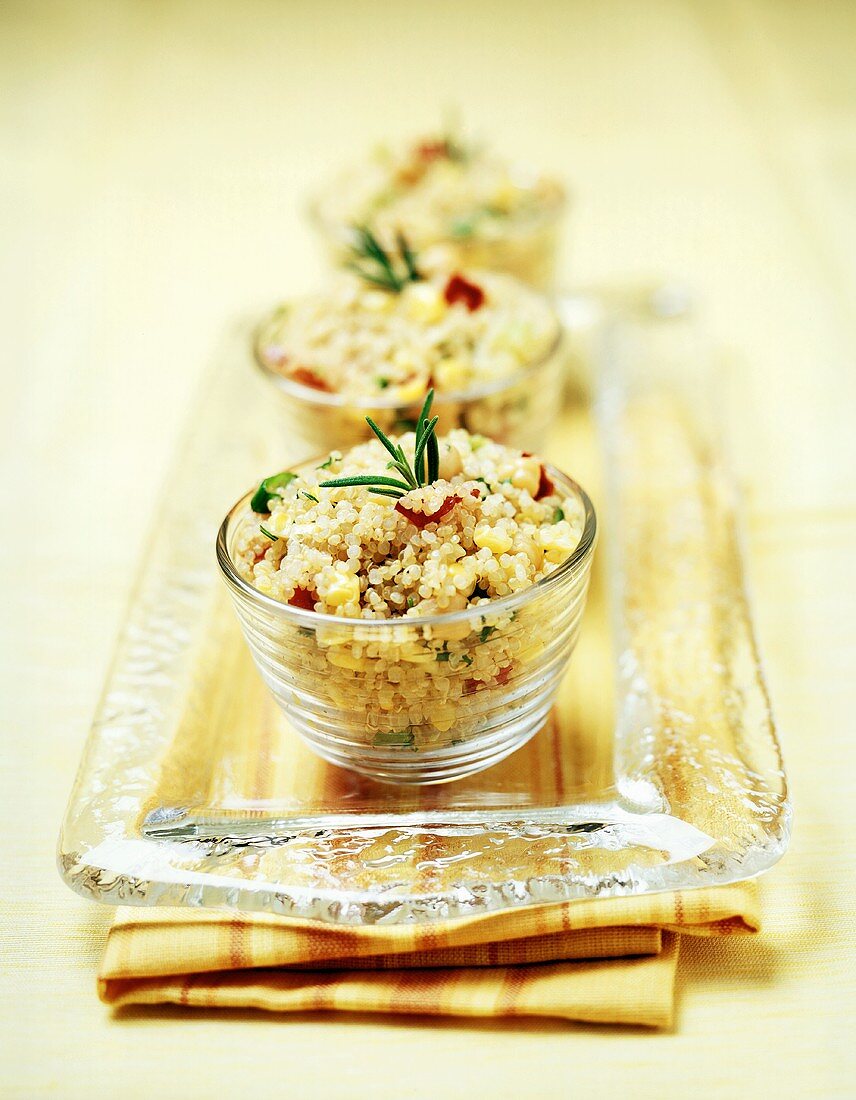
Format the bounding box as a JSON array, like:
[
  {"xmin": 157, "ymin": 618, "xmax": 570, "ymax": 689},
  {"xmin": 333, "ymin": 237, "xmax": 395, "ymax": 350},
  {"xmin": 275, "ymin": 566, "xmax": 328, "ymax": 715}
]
[
  {"xmin": 346, "ymin": 226, "xmax": 422, "ymax": 293},
  {"xmin": 320, "ymin": 391, "xmax": 439, "ymax": 499}
]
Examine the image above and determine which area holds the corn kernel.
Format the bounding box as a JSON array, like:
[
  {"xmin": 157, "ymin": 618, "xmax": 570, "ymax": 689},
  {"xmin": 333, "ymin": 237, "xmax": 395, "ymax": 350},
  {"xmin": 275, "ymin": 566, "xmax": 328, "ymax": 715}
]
[
  {"xmin": 392, "ymin": 376, "xmax": 426, "ymax": 404},
  {"xmin": 269, "ymin": 511, "xmax": 289, "ymax": 534},
  {"xmin": 431, "ymin": 706, "xmax": 457, "ymax": 732},
  {"xmin": 362, "ymin": 290, "xmax": 394, "ymax": 313},
  {"xmin": 438, "ymin": 442, "xmax": 463, "ymax": 479},
  {"xmin": 433, "ymin": 358, "xmax": 470, "ymax": 393},
  {"xmin": 324, "ymin": 570, "xmax": 361, "ymax": 607},
  {"xmin": 538, "ymin": 524, "xmax": 575, "ymax": 564},
  {"xmin": 510, "ymin": 457, "xmax": 541, "ymax": 496},
  {"xmin": 474, "ymin": 526, "xmax": 513, "ymax": 555},
  {"xmin": 491, "ymin": 179, "xmax": 519, "ymax": 211},
  {"xmin": 327, "ymin": 649, "xmax": 365, "ymax": 671},
  {"xmin": 405, "ymin": 281, "xmax": 446, "ymax": 323}
]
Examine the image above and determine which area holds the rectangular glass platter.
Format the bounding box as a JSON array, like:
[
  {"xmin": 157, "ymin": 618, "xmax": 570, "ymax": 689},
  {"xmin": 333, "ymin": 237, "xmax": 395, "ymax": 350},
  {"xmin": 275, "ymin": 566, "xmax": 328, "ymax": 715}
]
[{"xmin": 58, "ymin": 300, "xmax": 790, "ymax": 925}]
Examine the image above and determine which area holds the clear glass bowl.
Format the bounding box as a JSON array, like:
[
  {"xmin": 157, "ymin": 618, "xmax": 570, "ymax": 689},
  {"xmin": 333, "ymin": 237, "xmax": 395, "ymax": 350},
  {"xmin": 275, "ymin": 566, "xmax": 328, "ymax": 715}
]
[
  {"xmin": 253, "ymin": 310, "xmax": 567, "ymax": 458},
  {"xmin": 216, "ymin": 465, "xmax": 597, "ymax": 784}
]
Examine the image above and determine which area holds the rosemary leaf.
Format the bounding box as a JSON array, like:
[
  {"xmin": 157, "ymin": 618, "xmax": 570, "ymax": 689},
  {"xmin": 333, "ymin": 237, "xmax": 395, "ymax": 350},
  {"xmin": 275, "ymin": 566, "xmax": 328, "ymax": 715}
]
[
  {"xmin": 413, "ymin": 415, "xmax": 438, "ymax": 486},
  {"xmin": 366, "ymin": 417, "xmax": 402, "ymax": 462},
  {"xmin": 427, "ymin": 428, "xmax": 440, "ymax": 483},
  {"xmin": 319, "ymin": 473, "xmax": 412, "ymax": 491},
  {"xmin": 369, "ymin": 487, "xmax": 406, "ymax": 499}
]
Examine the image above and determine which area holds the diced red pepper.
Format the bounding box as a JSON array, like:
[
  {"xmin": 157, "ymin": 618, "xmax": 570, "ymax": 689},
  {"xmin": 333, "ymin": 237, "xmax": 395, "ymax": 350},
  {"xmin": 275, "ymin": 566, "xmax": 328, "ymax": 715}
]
[
  {"xmin": 520, "ymin": 454, "xmax": 555, "ymax": 500},
  {"xmin": 496, "ymin": 664, "xmax": 513, "ymax": 686},
  {"xmin": 416, "ymin": 139, "xmax": 450, "ymax": 162},
  {"xmin": 464, "ymin": 678, "xmax": 483, "ymax": 694},
  {"xmin": 291, "ymin": 366, "xmax": 331, "ymax": 392},
  {"xmin": 444, "ymin": 273, "xmax": 485, "ymax": 312},
  {"xmin": 395, "ymin": 494, "xmax": 461, "ymax": 528},
  {"xmin": 534, "ymin": 465, "xmax": 554, "ymax": 500},
  {"xmin": 288, "ymin": 587, "xmax": 316, "ymax": 610}
]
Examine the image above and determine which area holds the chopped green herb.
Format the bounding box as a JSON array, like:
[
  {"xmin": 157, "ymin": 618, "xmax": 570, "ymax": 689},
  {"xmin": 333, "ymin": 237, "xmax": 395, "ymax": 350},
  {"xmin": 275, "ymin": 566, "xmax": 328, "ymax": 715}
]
[
  {"xmin": 553, "ymin": 507, "xmax": 565, "ymax": 523},
  {"xmin": 406, "ymin": 596, "xmax": 416, "ymax": 608},
  {"xmin": 450, "ymin": 215, "xmax": 477, "ymax": 239},
  {"xmin": 301, "ymin": 491, "xmax": 319, "ymax": 503},
  {"xmin": 316, "ymin": 455, "xmax": 335, "ymax": 470},
  {"xmin": 251, "ymin": 470, "xmax": 297, "ymax": 513},
  {"xmin": 373, "ymin": 729, "xmax": 415, "ymax": 747},
  {"xmin": 436, "ymin": 650, "xmax": 451, "ymax": 662},
  {"xmin": 460, "ymin": 654, "xmax": 473, "ymax": 666},
  {"xmin": 376, "ymin": 377, "xmax": 390, "ymax": 389},
  {"xmin": 470, "ymin": 435, "xmax": 487, "ymax": 452},
  {"xmin": 479, "ymin": 624, "xmax": 496, "ymax": 643}
]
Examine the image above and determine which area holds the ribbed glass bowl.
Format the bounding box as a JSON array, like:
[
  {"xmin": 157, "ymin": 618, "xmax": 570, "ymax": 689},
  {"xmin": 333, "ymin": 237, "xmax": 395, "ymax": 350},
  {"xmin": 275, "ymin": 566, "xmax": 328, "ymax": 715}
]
[
  {"xmin": 253, "ymin": 307, "xmax": 567, "ymax": 457},
  {"xmin": 216, "ymin": 465, "xmax": 597, "ymax": 784}
]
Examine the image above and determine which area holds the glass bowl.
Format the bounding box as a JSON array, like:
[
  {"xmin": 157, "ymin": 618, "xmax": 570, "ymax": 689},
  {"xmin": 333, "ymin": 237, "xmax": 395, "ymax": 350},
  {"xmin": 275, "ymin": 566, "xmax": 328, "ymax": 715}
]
[
  {"xmin": 253, "ymin": 307, "xmax": 567, "ymax": 458},
  {"xmin": 216, "ymin": 464, "xmax": 597, "ymax": 785}
]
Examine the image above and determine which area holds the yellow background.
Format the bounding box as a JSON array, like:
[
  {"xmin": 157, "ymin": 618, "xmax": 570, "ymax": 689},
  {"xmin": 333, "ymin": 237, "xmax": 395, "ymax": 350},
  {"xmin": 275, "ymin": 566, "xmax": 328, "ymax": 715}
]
[{"xmin": 1, "ymin": 1, "xmax": 854, "ymax": 1096}]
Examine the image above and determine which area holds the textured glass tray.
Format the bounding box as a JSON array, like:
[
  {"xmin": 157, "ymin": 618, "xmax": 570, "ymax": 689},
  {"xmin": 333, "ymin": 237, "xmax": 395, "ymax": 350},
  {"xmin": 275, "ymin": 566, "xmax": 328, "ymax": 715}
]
[{"xmin": 58, "ymin": 300, "xmax": 790, "ymax": 924}]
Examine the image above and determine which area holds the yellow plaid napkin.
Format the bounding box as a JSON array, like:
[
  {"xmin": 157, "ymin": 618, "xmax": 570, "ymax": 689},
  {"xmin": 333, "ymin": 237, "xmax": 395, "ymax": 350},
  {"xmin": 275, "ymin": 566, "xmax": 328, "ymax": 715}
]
[{"xmin": 99, "ymin": 886, "xmax": 759, "ymax": 1027}]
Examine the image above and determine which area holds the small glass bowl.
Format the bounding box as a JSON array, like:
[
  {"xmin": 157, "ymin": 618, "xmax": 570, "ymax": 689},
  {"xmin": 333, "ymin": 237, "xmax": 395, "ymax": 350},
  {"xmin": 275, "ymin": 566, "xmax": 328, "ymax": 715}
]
[
  {"xmin": 307, "ymin": 176, "xmax": 567, "ymax": 292},
  {"xmin": 216, "ymin": 464, "xmax": 597, "ymax": 785},
  {"xmin": 253, "ymin": 308, "xmax": 567, "ymax": 458}
]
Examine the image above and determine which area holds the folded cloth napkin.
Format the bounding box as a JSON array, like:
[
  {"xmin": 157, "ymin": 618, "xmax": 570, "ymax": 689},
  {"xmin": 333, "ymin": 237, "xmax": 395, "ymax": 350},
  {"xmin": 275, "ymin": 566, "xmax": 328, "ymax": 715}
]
[{"xmin": 99, "ymin": 884, "xmax": 759, "ymax": 1028}]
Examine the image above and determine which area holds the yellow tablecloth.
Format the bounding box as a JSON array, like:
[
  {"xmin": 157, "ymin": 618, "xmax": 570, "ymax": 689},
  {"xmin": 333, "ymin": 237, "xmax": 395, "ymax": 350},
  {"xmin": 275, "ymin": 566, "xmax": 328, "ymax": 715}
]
[{"xmin": 2, "ymin": 1, "xmax": 855, "ymax": 1096}]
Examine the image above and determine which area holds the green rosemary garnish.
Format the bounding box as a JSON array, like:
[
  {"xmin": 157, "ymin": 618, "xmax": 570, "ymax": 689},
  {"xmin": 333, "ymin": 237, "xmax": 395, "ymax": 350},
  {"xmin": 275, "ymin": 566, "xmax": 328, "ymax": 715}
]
[
  {"xmin": 346, "ymin": 226, "xmax": 422, "ymax": 293},
  {"xmin": 259, "ymin": 524, "xmax": 279, "ymax": 542},
  {"xmin": 251, "ymin": 470, "xmax": 297, "ymax": 513},
  {"xmin": 320, "ymin": 390, "xmax": 439, "ymax": 500},
  {"xmin": 301, "ymin": 491, "xmax": 319, "ymax": 504}
]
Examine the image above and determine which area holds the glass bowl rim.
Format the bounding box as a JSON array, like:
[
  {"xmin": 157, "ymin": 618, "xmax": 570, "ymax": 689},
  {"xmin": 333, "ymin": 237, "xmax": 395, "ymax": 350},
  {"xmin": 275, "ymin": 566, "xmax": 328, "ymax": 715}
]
[
  {"xmin": 216, "ymin": 459, "xmax": 597, "ymax": 632},
  {"xmin": 252, "ymin": 298, "xmax": 564, "ymax": 410}
]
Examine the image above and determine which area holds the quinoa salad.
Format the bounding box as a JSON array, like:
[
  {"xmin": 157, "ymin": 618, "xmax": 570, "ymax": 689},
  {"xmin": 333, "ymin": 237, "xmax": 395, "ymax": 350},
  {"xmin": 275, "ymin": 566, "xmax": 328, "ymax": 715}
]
[
  {"xmin": 257, "ymin": 267, "xmax": 559, "ymax": 405},
  {"xmin": 312, "ymin": 131, "xmax": 565, "ymax": 256},
  {"xmin": 235, "ymin": 428, "xmax": 584, "ymax": 618},
  {"xmin": 225, "ymin": 414, "xmax": 593, "ymax": 756}
]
